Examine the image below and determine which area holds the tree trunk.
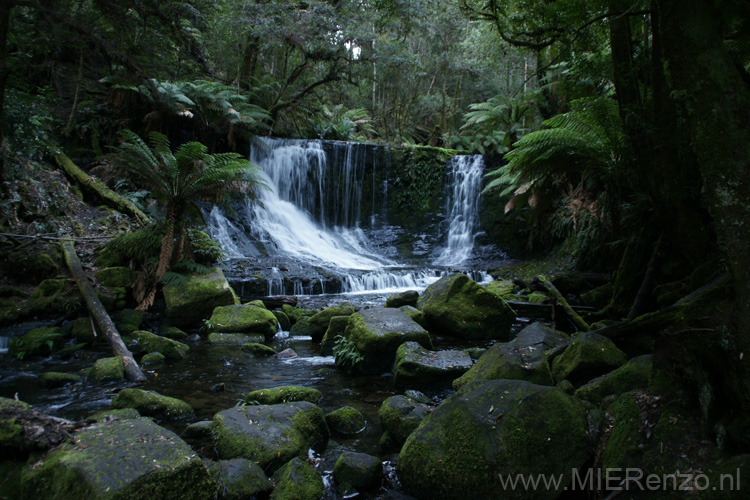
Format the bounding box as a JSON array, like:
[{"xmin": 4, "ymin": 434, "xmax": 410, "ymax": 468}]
[
  {"xmin": 0, "ymin": 1, "xmax": 13, "ymax": 182},
  {"xmin": 136, "ymin": 204, "xmax": 176, "ymax": 312},
  {"xmin": 62, "ymin": 240, "xmax": 146, "ymax": 383}
]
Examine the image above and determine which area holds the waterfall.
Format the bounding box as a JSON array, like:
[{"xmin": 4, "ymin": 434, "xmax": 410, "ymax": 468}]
[{"xmin": 433, "ymin": 155, "xmax": 485, "ymax": 267}]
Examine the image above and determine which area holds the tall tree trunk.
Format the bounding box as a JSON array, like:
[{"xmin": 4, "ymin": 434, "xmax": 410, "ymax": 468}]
[
  {"xmin": 656, "ymin": 0, "xmax": 750, "ymax": 446},
  {"xmin": 0, "ymin": 1, "xmax": 13, "ymax": 182},
  {"xmin": 136, "ymin": 205, "xmax": 176, "ymax": 312},
  {"xmin": 239, "ymin": 35, "xmax": 260, "ymax": 91}
]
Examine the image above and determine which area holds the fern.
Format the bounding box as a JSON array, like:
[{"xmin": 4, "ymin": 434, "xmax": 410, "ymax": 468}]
[{"xmin": 332, "ymin": 335, "xmax": 364, "ymax": 372}]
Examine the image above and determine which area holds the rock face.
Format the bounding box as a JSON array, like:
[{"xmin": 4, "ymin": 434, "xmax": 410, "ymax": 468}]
[
  {"xmin": 453, "ymin": 322, "xmax": 569, "ymax": 389},
  {"xmin": 245, "ymin": 385, "xmax": 322, "ymax": 405},
  {"xmin": 20, "ymin": 418, "xmax": 215, "ymax": 499},
  {"xmin": 416, "ymin": 273, "xmax": 516, "ymax": 340},
  {"xmin": 551, "ymin": 331, "xmax": 627, "ymax": 385},
  {"xmin": 133, "ymin": 330, "xmax": 190, "ymax": 359},
  {"xmin": 212, "ymin": 402, "xmax": 328, "ymax": 472},
  {"xmin": 270, "ymin": 457, "xmax": 324, "ymax": 500},
  {"xmin": 111, "ymin": 388, "xmax": 193, "ymax": 420},
  {"xmin": 343, "ymin": 307, "xmax": 432, "ymax": 374},
  {"xmin": 209, "ymin": 304, "xmax": 279, "ymax": 338},
  {"xmin": 163, "ymin": 268, "xmax": 238, "ymax": 328},
  {"xmin": 393, "ymin": 342, "xmax": 473, "ymax": 388},
  {"xmin": 396, "ymin": 379, "xmax": 590, "ymax": 500},
  {"xmin": 307, "ymin": 303, "xmax": 356, "ymax": 342}
]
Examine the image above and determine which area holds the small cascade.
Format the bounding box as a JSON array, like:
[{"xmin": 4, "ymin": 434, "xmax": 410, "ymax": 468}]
[
  {"xmin": 434, "ymin": 155, "xmax": 485, "ymax": 267},
  {"xmin": 0, "ymin": 336, "xmax": 9, "ymax": 354}
]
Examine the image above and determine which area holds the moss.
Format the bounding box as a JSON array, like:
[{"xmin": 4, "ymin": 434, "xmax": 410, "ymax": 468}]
[
  {"xmin": 8, "ymin": 327, "xmax": 64, "ymax": 358},
  {"xmin": 600, "ymin": 392, "xmax": 642, "ymax": 471},
  {"xmin": 112, "ymin": 309, "xmax": 144, "ymax": 336},
  {"xmin": 273, "ymin": 310, "xmax": 291, "ymax": 332},
  {"xmin": 580, "ymin": 282, "xmax": 613, "ymax": 309},
  {"xmin": 133, "ymin": 330, "xmax": 189, "ymax": 359},
  {"xmin": 28, "ymin": 279, "xmax": 82, "ymax": 316},
  {"xmin": 208, "ymin": 332, "xmax": 265, "ymax": 345},
  {"xmin": 385, "ymin": 290, "xmax": 419, "ymax": 308},
  {"xmin": 320, "ymin": 315, "xmax": 350, "ymax": 355},
  {"xmin": 38, "ymin": 372, "xmax": 82, "ymax": 388},
  {"xmin": 393, "ymin": 342, "xmax": 473, "ymax": 388},
  {"xmin": 527, "ymin": 292, "xmax": 548, "ymax": 303},
  {"xmin": 378, "ymin": 395, "xmax": 432, "ymax": 445},
  {"xmin": 57, "ymin": 342, "xmax": 87, "ymax": 358},
  {"xmin": 308, "ymin": 304, "xmax": 355, "ymax": 341},
  {"xmin": 159, "ymin": 326, "xmax": 187, "ymax": 340},
  {"xmin": 245, "ymin": 385, "xmax": 322, "ymax": 405},
  {"xmin": 240, "ymin": 342, "xmax": 276, "ymax": 356},
  {"xmin": 453, "ymin": 342, "xmax": 555, "ymax": 389},
  {"xmin": 333, "ymin": 452, "xmax": 383, "ymax": 492},
  {"xmin": 574, "ymin": 355, "xmax": 652, "ymax": 403},
  {"xmin": 95, "ymin": 267, "xmax": 136, "ymax": 288},
  {"xmin": 270, "ymin": 457, "xmax": 323, "ymax": 500},
  {"xmin": 163, "ymin": 268, "xmax": 238, "ymax": 328},
  {"xmin": 208, "ymin": 458, "xmax": 272, "ymax": 500},
  {"xmin": 0, "ymin": 459, "xmax": 25, "ymax": 500},
  {"xmin": 111, "ymin": 389, "xmax": 193, "ymax": 420},
  {"xmin": 551, "ymin": 332, "xmax": 627, "ymax": 385},
  {"xmin": 289, "ymin": 317, "xmax": 313, "ymax": 337},
  {"xmin": 209, "ymin": 304, "xmax": 278, "ymax": 338},
  {"xmin": 141, "ymin": 352, "xmax": 165, "ymax": 366},
  {"xmin": 281, "ymin": 305, "xmax": 316, "ymax": 325},
  {"xmin": 71, "ymin": 317, "xmax": 96, "ymax": 343},
  {"xmin": 325, "ymin": 407, "xmax": 366, "ymax": 435}
]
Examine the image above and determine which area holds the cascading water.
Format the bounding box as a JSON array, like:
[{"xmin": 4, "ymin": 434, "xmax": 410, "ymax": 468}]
[{"xmin": 433, "ymin": 155, "xmax": 485, "ymax": 267}]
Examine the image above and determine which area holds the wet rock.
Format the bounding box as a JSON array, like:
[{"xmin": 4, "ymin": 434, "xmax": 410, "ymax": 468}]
[
  {"xmin": 282, "ymin": 305, "xmax": 316, "ymax": 325},
  {"xmin": 133, "ymin": 330, "xmax": 190, "ymax": 359},
  {"xmin": 308, "ymin": 303, "xmax": 356, "ymax": 341},
  {"xmin": 245, "ymin": 299, "xmax": 266, "ymax": 308},
  {"xmin": 241, "ymin": 342, "xmax": 276, "ymax": 356},
  {"xmin": 245, "ymin": 385, "xmax": 322, "ymax": 405},
  {"xmin": 164, "ymin": 268, "xmax": 238, "ymax": 328},
  {"xmin": 20, "ymin": 418, "xmax": 215, "ymax": 499},
  {"xmin": 209, "ymin": 458, "xmax": 273, "ymax": 500},
  {"xmin": 385, "ymin": 290, "xmax": 419, "ymax": 309},
  {"xmin": 551, "ymin": 331, "xmax": 627, "ymax": 386},
  {"xmin": 325, "ymin": 406, "xmax": 366, "ymax": 435},
  {"xmin": 160, "ymin": 325, "xmax": 188, "ymax": 340},
  {"xmin": 209, "ymin": 304, "xmax": 279, "ymax": 338},
  {"xmin": 277, "ymin": 348, "xmax": 299, "ymax": 359},
  {"xmin": 270, "ymin": 457, "xmax": 323, "ymax": 500},
  {"xmin": 212, "ymin": 402, "xmax": 328, "ymax": 472},
  {"xmin": 575, "ymin": 354, "xmax": 652, "ymax": 403},
  {"xmin": 184, "ymin": 420, "xmax": 214, "ymax": 438},
  {"xmin": 111, "ymin": 388, "xmax": 193, "ymax": 420},
  {"xmin": 88, "ymin": 356, "xmax": 124, "ymax": 382},
  {"xmin": 208, "ymin": 332, "xmax": 265, "ymax": 345},
  {"xmin": 416, "ymin": 273, "xmax": 516, "ymax": 340},
  {"xmin": 289, "ymin": 317, "xmax": 313, "ymax": 337},
  {"xmin": 0, "ymin": 397, "xmax": 74, "ymax": 458},
  {"xmin": 378, "ymin": 395, "xmax": 434, "ymax": 447},
  {"xmin": 453, "ymin": 322, "xmax": 569, "ymax": 389},
  {"xmin": 397, "ymin": 305, "xmax": 426, "ymax": 327},
  {"xmin": 38, "ymin": 371, "xmax": 82, "ymax": 388},
  {"xmin": 320, "ymin": 315, "xmax": 350, "ymax": 355},
  {"xmin": 393, "ymin": 342, "xmax": 473, "ymax": 388},
  {"xmin": 273, "ymin": 310, "xmax": 292, "ymax": 331},
  {"xmin": 342, "ymin": 307, "xmax": 432, "ymax": 374},
  {"xmin": 9, "ymin": 327, "xmax": 64, "ymax": 358},
  {"xmin": 333, "ymin": 451, "xmax": 383, "ymax": 494},
  {"xmin": 87, "ymin": 408, "xmax": 140, "ymax": 422},
  {"xmin": 396, "ymin": 379, "xmax": 589, "ymax": 500}
]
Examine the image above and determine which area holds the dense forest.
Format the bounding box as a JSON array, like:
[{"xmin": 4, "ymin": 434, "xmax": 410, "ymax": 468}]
[{"xmin": 2, "ymin": 1, "xmax": 750, "ymax": 499}]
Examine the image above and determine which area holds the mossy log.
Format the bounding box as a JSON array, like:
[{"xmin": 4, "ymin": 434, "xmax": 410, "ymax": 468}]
[
  {"xmin": 55, "ymin": 151, "xmax": 150, "ymax": 224},
  {"xmin": 62, "ymin": 240, "xmax": 146, "ymax": 383},
  {"xmin": 536, "ymin": 274, "xmax": 590, "ymax": 332}
]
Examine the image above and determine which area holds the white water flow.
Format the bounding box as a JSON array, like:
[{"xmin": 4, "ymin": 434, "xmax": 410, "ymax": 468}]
[
  {"xmin": 246, "ymin": 138, "xmax": 389, "ymax": 270},
  {"xmin": 433, "ymin": 155, "xmax": 485, "ymax": 266}
]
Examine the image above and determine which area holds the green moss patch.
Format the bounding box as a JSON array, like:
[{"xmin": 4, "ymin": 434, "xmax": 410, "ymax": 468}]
[
  {"xmin": 111, "ymin": 388, "xmax": 193, "ymax": 420},
  {"xmin": 245, "ymin": 385, "xmax": 322, "ymax": 405}
]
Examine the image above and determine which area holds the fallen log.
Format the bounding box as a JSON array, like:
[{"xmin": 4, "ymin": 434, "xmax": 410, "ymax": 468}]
[
  {"xmin": 537, "ymin": 274, "xmax": 590, "ymax": 332},
  {"xmin": 506, "ymin": 301, "xmax": 555, "ymax": 321},
  {"xmin": 62, "ymin": 240, "xmax": 146, "ymax": 383}
]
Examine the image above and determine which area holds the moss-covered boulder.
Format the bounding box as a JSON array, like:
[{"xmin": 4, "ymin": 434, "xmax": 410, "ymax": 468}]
[
  {"xmin": 289, "ymin": 317, "xmax": 313, "ymax": 337},
  {"xmin": 95, "ymin": 266, "xmax": 136, "ymax": 288},
  {"xmin": 89, "ymin": 356, "xmax": 124, "ymax": 382},
  {"xmin": 600, "ymin": 391, "xmax": 642, "ymax": 472},
  {"xmin": 163, "ymin": 268, "xmax": 238, "ymax": 328},
  {"xmin": 209, "ymin": 304, "xmax": 278, "ymax": 338},
  {"xmin": 342, "ymin": 307, "xmax": 432, "ymax": 374},
  {"xmin": 245, "ymin": 385, "xmax": 322, "ymax": 405},
  {"xmin": 575, "ymin": 355, "xmax": 653, "ymax": 403},
  {"xmin": 111, "ymin": 388, "xmax": 193, "ymax": 420},
  {"xmin": 453, "ymin": 322, "xmax": 569, "ymax": 390},
  {"xmin": 8, "ymin": 327, "xmax": 64, "ymax": 358},
  {"xmin": 307, "ymin": 303, "xmax": 356, "ymax": 342},
  {"xmin": 72, "ymin": 317, "xmax": 96, "ymax": 343},
  {"xmin": 112, "ymin": 308, "xmax": 144, "ymax": 336},
  {"xmin": 398, "ymin": 305, "xmax": 426, "ymax": 327},
  {"xmin": 325, "ymin": 406, "xmax": 366, "ymax": 435},
  {"xmin": 396, "ymin": 379, "xmax": 590, "ymax": 500},
  {"xmin": 333, "ymin": 452, "xmax": 383, "ymax": 494},
  {"xmin": 416, "ymin": 273, "xmax": 516, "ymax": 340},
  {"xmin": 160, "ymin": 325, "xmax": 188, "ymax": 340},
  {"xmin": 240, "ymin": 342, "xmax": 276, "ymax": 356},
  {"xmin": 486, "ymin": 280, "xmax": 517, "ymax": 301},
  {"xmin": 141, "ymin": 352, "xmax": 166, "ymax": 366},
  {"xmin": 184, "ymin": 420, "xmax": 214, "ymax": 438},
  {"xmin": 208, "ymin": 332, "xmax": 265, "ymax": 345},
  {"xmin": 270, "ymin": 457, "xmax": 324, "ymax": 500},
  {"xmin": 385, "ymin": 290, "xmax": 419, "ymax": 308},
  {"xmin": 551, "ymin": 332, "xmax": 627, "ymax": 386},
  {"xmin": 133, "ymin": 330, "xmax": 189, "ymax": 359},
  {"xmin": 282, "ymin": 305, "xmax": 316, "ymax": 325},
  {"xmin": 38, "ymin": 372, "xmax": 82, "ymax": 389},
  {"xmin": 20, "ymin": 418, "xmax": 214, "ymax": 499},
  {"xmin": 6, "ymin": 251, "xmax": 59, "ymax": 285},
  {"xmin": 378, "ymin": 395, "xmax": 434, "ymax": 447},
  {"xmin": 212, "ymin": 402, "xmax": 328, "ymax": 472},
  {"xmin": 28, "ymin": 278, "xmax": 82, "ymax": 316},
  {"xmin": 209, "ymin": 458, "xmax": 273, "ymax": 500},
  {"xmin": 320, "ymin": 315, "xmax": 350, "ymax": 355},
  {"xmin": 393, "ymin": 341, "xmax": 473, "ymax": 388},
  {"xmin": 273, "ymin": 310, "xmax": 292, "ymax": 332}
]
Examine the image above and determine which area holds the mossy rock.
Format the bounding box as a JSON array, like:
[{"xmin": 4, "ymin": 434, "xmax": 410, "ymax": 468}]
[
  {"xmin": 112, "ymin": 308, "xmax": 144, "ymax": 336},
  {"xmin": 289, "ymin": 317, "xmax": 313, "ymax": 337},
  {"xmin": 398, "ymin": 305, "xmax": 426, "ymax": 327},
  {"xmin": 160, "ymin": 325, "xmax": 188, "ymax": 340},
  {"xmin": 87, "ymin": 408, "xmax": 141, "ymax": 422},
  {"xmin": 141, "ymin": 352, "xmax": 166, "ymax": 366},
  {"xmin": 281, "ymin": 305, "xmax": 316, "ymax": 325},
  {"xmin": 378, "ymin": 395, "xmax": 434, "ymax": 446},
  {"xmin": 320, "ymin": 315, "xmax": 350, "ymax": 355},
  {"xmin": 273, "ymin": 310, "xmax": 292, "ymax": 332},
  {"xmin": 208, "ymin": 458, "xmax": 273, "ymax": 500},
  {"xmin": 699, "ymin": 454, "xmax": 750, "ymax": 500},
  {"xmin": 209, "ymin": 304, "xmax": 278, "ymax": 338},
  {"xmin": 20, "ymin": 417, "xmax": 215, "ymax": 500},
  {"xmin": 308, "ymin": 303, "xmax": 356, "ymax": 342},
  {"xmin": 385, "ymin": 290, "xmax": 419, "ymax": 308},
  {"xmin": 72, "ymin": 317, "xmax": 96, "ymax": 343},
  {"xmin": 270, "ymin": 457, "xmax": 324, "ymax": 500},
  {"xmin": 0, "ymin": 296, "xmax": 28, "ymax": 325},
  {"xmin": 581, "ymin": 282, "xmax": 613, "ymax": 309},
  {"xmin": 184, "ymin": 420, "xmax": 214, "ymax": 438},
  {"xmin": 241, "ymin": 342, "xmax": 276, "ymax": 356},
  {"xmin": 600, "ymin": 392, "xmax": 643, "ymax": 472},
  {"xmin": 212, "ymin": 402, "xmax": 329, "ymax": 472},
  {"xmin": 0, "ymin": 397, "xmax": 33, "ymax": 456},
  {"xmin": 575, "ymin": 355, "xmax": 653, "ymax": 403},
  {"xmin": 89, "ymin": 357, "xmax": 124, "ymax": 382},
  {"xmin": 527, "ymin": 291, "xmax": 548, "ymax": 303},
  {"xmin": 111, "ymin": 388, "xmax": 193, "ymax": 420},
  {"xmin": 551, "ymin": 331, "xmax": 627, "ymax": 386},
  {"xmin": 393, "ymin": 342, "xmax": 473, "ymax": 388},
  {"xmin": 333, "ymin": 451, "xmax": 383, "ymax": 493},
  {"xmin": 133, "ymin": 330, "xmax": 189, "ymax": 359},
  {"xmin": 8, "ymin": 327, "xmax": 64, "ymax": 358},
  {"xmin": 245, "ymin": 299, "xmax": 266, "ymax": 308},
  {"xmin": 208, "ymin": 332, "xmax": 265, "ymax": 345},
  {"xmin": 163, "ymin": 268, "xmax": 238, "ymax": 328},
  {"xmin": 58, "ymin": 342, "xmax": 87, "ymax": 358},
  {"xmin": 95, "ymin": 266, "xmax": 136, "ymax": 288},
  {"xmin": 245, "ymin": 385, "xmax": 322, "ymax": 405},
  {"xmin": 6, "ymin": 251, "xmax": 59, "ymax": 285},
  {"xmin": 416, "ymin": 273, "xmax": 516, "ymax": 341},
  {"xmin": 28, "ymin": 279, "xmax": 82, "ymax": 316},
  {"xmin": 396, "ymin": 379, "xmax": 590, "ymax": 500},
  {"xmin": 38, "ymin": 372, "xmax": 82, "ymax": 389},
  {"xmin": 486, "ymin": 280, "xmax": 515, "ymax": 298},
  {"xmin": 325, "ymin": 406, "xmax": 366, "ymax": 435}
]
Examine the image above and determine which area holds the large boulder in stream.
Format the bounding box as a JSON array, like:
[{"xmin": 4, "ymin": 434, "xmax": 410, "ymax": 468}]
[
  {"xmin": 133, "ymin": 330, "xmax": 190, "ymax": 359},
  {"xmin": 163, "ymin": 268, "xmax": 238, "ymax": 328},
  {"xmin": 111, "ymin": 388, "xmax": 193, "ymax": 420},
  {"xmin": 453, "ymin": 322, "xmax": 569, "ymax": 389},
  {"xmin": 20, "ymin": 417, "xmax": 215, "ymax": 499},
  {"xmin": 416, "ymin": 273, "xmax": 516, "ymax": 340},
  {"xmin": 393, "ymin": 341, "xmax": 473, "ymax": 388},
  {"xmin": 396, "ymin": 379, "xmax": 590, "ymax": 500},
  {"xmin": 209, "ymin": 304, "xmax": 279, "ymax": 338},
  {"xmin": 378, "ymin": 394, "xmax": 435, "ymax": 447},
  {"xmin": 307, "ymin": 303, "xmax": 356, "ymax": 342},
  {"xmin": 342, "ymin": 307, "xmax": 432, "ymax": 374},
  {"xmin": 270, "ymin": 457, "xmax": 324, "ymax": 500},
  {"xmin": 212, "ymin": 402, "xmax": 328, "ymax": 472}
]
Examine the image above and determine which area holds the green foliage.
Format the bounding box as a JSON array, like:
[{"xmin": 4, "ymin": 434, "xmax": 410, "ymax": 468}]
[
  {"xmin": 333, "ymin": 335, "xmax": 364, "ymax": 372},
  {"xmin": 97, "ymin": 222, "xmax": 166, "ymax": 267},
  {"xmin": 2, "ymin": 87, "xmax": 59, "ymax": 159},
  {"xmin": 187, "ymin": 228, "xmax": 226, "ymax": 264},
  {"xmin": 310, "ymin": 105, "xmax": 376, "ymax": 141}
]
